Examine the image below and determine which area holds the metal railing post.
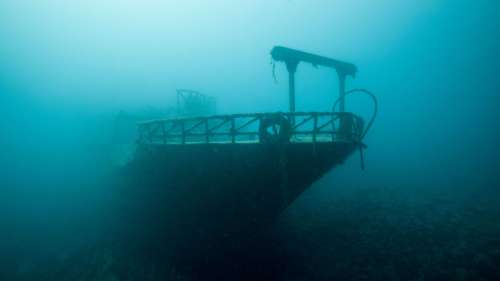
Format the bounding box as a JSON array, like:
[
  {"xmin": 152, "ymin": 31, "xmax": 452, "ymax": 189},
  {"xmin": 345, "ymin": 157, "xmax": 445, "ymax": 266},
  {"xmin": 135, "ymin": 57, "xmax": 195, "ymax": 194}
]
[
  {"xmin": 148, "ymin": 124, "xmax": 153, "ymax": 144},
  {"xmin": 231, "ymin": 117, "xmax": 236, "ymax": 144},
  {"xmin": 313, "ymin": 113, "xmax": 317, "ymax": 143},
  {"xmin": 205, "ymin": 118, "xmax": 209, "ymax": 144},
  {"xmin": 161, "ymin": 122, "xmax": 167, "ymax": 144},
  {"xmin": 181, "ymin": 120, "xmax": 186, "ymax": 144}
]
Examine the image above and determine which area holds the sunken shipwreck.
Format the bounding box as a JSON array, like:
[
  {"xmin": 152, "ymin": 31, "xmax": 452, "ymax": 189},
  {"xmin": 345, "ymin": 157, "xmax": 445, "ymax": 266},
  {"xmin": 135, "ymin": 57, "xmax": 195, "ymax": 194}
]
[{"xmin": 112, "ymin": 46, "xmax": 377, "ymax": 278}]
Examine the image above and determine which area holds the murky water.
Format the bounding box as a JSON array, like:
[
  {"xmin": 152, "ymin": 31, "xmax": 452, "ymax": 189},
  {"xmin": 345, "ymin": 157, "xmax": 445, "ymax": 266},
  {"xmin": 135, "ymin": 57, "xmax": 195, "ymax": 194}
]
[{"xmin": 1, "ymin": 1, "xmax": 499, "ymax": 280}]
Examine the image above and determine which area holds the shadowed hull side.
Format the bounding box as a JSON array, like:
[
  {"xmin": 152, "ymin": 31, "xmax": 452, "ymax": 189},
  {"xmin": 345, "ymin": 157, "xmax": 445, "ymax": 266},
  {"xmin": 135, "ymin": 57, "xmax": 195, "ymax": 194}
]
[{"xmin": 114, "ymin": 142, "xmax": 357, "ymax": 262}]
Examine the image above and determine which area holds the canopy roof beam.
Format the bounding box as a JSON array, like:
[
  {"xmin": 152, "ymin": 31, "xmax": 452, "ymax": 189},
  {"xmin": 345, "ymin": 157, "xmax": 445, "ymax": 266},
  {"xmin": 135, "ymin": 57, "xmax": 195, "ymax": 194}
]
[{"xmin": 271, "ymin": 46, "xmax": 357, "ymax": 114}]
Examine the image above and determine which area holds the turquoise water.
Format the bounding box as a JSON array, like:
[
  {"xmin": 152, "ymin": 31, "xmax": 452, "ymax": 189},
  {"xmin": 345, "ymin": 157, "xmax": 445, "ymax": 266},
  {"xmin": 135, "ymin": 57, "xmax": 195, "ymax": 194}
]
[{"xmin": 1, "ymin": 1, "xmax": 499, "ymax": 280}]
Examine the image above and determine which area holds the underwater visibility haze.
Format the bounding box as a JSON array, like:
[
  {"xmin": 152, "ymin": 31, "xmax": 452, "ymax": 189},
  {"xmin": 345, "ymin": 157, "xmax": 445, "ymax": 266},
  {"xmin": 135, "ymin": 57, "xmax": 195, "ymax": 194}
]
[{"xmin": 1, "ymin": 1, "xmax": 500, "ymax": 280}]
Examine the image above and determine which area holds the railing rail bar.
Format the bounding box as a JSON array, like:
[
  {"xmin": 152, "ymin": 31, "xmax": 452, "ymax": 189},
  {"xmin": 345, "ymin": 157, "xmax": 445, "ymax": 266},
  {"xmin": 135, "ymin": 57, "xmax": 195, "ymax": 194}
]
[
  {"xmin": 207, "ymin": 118, "xmax": 230, "ymax": 133},
  {"xmin": 138, "ymin": 112, "xmax": 362, "ymax": 145},
  {"xmin": 184, "ymin": 120, "xmax": 206, "ymax": 133},
  {"xmin": 293, "ymin": 115, "xmax": 314, "ymax": 130},
  {"xmin": 235, "ymin": 117, "xmax": 259, "ymax": 131}
]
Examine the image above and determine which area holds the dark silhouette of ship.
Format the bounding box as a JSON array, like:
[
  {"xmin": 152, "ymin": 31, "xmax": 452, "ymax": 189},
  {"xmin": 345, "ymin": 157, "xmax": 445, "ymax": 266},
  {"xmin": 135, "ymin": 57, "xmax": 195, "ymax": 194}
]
[{"xmin": 115, "ymin": 46, "xmax": 377, "ymax": 269}]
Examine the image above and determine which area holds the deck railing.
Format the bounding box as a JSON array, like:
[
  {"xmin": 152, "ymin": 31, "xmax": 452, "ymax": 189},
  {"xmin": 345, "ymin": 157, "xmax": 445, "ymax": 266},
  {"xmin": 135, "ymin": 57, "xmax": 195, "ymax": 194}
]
[{"xmin": 137, "ymin": 112, "xmax": 364, "ymax": 145}]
